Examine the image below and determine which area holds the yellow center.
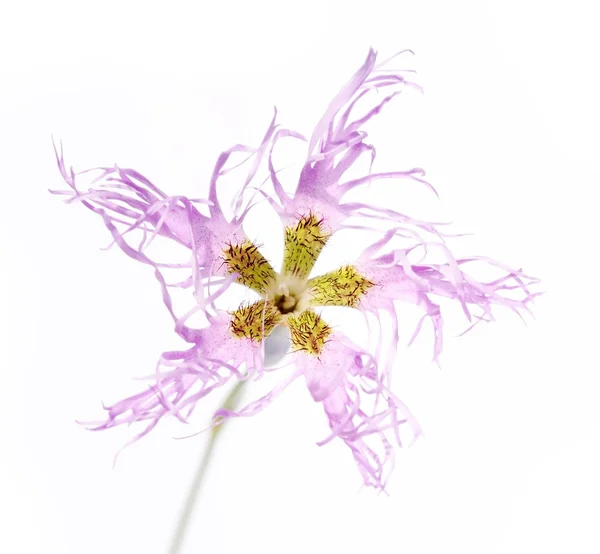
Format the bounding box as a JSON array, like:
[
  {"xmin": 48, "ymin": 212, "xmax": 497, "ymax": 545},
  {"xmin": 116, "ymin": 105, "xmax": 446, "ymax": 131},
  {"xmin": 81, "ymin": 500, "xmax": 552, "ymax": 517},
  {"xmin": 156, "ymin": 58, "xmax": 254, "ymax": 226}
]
[{"xmin": 222, "ymin": 212, "xmax": 374, "ymax": 355}]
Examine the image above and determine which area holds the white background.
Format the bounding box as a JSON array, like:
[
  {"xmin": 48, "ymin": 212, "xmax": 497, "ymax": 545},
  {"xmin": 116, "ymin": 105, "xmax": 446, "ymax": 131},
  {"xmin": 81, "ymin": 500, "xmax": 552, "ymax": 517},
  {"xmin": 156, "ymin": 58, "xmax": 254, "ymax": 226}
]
[{"xmin": 1, "ymin": 1, "xmax": 599, "ymax": 553}]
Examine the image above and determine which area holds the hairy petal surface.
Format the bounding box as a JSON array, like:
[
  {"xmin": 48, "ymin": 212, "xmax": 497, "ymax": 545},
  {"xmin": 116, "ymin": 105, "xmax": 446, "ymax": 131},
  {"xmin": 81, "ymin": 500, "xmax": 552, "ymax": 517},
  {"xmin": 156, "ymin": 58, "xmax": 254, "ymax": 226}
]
[
  {"xmin": 221, "ymin": 239, "xmax": 277, "ymax": 293},
  {"xmin": 282, "ymin": 213, "xmax": 331, "ymax": 279},
  {"xmin": 229, "ymin": 300, "xmax": 282, "ymax": 341},
  {"xmin": 288, "ymin": 310, "xmax": 333, "ymax": 356},
  {"xmin": 307, "ymin": 264, "xmax": 374, "ymax": 308}
]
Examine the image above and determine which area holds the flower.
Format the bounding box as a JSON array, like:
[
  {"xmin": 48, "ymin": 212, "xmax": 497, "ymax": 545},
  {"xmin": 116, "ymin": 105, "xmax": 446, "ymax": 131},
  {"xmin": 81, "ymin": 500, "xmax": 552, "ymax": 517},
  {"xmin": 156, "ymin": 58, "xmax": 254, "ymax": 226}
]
[{"xmin": 52, "ymin": 48, "xmax": 539, "ymax": 490}]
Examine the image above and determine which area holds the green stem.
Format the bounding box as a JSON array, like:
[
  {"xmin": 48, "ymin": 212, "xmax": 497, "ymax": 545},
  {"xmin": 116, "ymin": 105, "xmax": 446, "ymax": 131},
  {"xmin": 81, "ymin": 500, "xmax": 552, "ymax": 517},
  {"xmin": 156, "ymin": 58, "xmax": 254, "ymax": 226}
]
[{"xmin": 166, "ymin": 380, "xmax": 246, "ymax": 554}]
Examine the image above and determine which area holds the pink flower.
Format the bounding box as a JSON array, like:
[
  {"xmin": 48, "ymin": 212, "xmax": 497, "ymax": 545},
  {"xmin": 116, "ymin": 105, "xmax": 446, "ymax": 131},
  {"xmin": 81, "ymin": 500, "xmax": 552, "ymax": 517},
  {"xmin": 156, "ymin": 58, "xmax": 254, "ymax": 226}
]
[{"xmin": 52, "ymin": 49, "xmax": 539, "ymax": 490}]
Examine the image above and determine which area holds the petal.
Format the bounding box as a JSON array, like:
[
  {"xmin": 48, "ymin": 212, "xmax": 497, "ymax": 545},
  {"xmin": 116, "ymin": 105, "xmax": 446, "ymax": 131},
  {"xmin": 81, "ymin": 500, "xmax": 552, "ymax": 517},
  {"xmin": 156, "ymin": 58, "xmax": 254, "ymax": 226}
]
[
  {"xmin": 357, "ymin": 230, "xmax": 541, "ymax": 363},
  {"xmin": 265, "ymin": 49, "xmax": 428, "ymax": 234},
  {"xmin": 51, "ymin": 113, "xmax": 277, "ymax": 306},
  {"xmin": 83, "ymin": 311, "xmax": 263, "ymax": 441},
  {"xmin": 294, "ymin": 332, "xmax": 421, "ymax": 490},
  {"xmin": 307, "ymin": 48, "xmax": 377, "ymax": 158}
]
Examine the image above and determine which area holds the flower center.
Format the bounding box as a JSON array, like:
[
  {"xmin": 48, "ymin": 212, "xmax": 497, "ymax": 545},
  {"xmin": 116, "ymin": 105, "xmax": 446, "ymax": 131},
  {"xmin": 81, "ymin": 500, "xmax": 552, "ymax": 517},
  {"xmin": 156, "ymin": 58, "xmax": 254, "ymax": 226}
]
[
  {"xmin": 275, "ymin": 292, "xmax": 297, "ymax": 314},
  {"xmin": 269, "ymin": 278, "xmax": 309, "ymax": 317}
]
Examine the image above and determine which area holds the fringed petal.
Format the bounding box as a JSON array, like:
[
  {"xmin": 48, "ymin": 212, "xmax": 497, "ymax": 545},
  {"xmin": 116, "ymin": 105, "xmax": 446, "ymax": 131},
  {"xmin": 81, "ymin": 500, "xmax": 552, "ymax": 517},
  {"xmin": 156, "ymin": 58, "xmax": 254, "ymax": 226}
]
[
  {"xmin": 51, "ymin": 114, "xmax": 276, "ymax": 306},
  {"xmin": 294, "ymin": 333, "xmax": 421, "ymax": 490},
  {"xmin": 82, "ymin": 311, "xmax": 267, "ymax": 442},
  {"xmin": 357, "ymin": 230, "xmax": 541, "ymax": 363},
  {"xmin": 265, "ymin": 48, "xmax": 429, "ymax": 233}
]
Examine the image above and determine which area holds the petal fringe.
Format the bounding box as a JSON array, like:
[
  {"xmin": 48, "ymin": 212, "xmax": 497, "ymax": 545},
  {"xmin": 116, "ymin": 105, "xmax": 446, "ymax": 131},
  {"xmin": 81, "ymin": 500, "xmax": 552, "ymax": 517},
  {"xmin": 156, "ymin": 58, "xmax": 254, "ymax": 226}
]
[{"xmin": 295, "ymin": 333, "xmax": 422, "ymax": 491}]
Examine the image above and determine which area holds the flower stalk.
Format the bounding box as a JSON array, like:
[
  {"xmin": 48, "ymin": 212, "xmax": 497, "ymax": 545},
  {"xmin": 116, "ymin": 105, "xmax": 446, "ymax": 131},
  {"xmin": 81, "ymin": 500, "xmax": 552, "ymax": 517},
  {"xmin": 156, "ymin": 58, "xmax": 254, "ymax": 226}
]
[{"xmin": 167, "ymin": 380, "xmax": 246, "ymax": 554}]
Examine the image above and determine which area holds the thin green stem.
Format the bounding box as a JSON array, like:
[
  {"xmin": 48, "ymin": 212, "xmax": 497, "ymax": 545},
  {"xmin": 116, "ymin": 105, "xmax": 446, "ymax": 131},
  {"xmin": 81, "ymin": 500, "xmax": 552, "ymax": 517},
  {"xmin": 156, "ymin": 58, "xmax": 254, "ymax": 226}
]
[{"xmin": 166, "ymin": 381, "xmax": 246, "ymax": 554}]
